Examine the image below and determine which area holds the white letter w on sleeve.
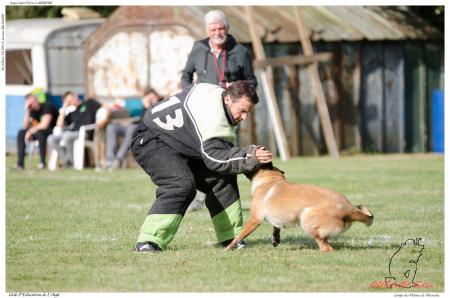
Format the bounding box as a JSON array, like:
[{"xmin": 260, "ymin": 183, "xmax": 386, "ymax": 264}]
[{"xmin": 152, "ymin": 96, "xmax": 184, "ymax": 131}]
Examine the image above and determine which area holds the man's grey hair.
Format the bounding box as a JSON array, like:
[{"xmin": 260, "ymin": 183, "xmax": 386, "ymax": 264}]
[{"xmin": 204, "ymin": 10, "xmax": 229, "ymax": 30}]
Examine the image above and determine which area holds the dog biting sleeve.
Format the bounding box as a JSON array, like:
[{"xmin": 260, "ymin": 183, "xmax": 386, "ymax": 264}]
[
  {"xmin": 210, "ymin": 200, "xmax": 243, "ymax": 242},
  {"xmin": 202, "ymin": 140, "xmax": 262, "ymax": 174}
]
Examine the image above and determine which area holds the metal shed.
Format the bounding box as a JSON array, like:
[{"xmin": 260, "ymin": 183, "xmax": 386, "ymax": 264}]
[
  {"xmin": 84, "ymin": 7, "xmax": 198, "ymax": 99},
  {"xmin": 84, "ymin": 6, "xmax": 444, "ymax": 154},
  {"xmin": 5, "ymin": 17, "xmax": 104, "ymax": 150},
  {"xmin": 7, "ymin": 18, "xmax": 104, "ymax": 98}
]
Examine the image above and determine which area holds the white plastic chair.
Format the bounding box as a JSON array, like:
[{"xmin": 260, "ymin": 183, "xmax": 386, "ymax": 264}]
[
  {"xmin": 73, "ymin": 123, "xmax": 98, "ymax": 170},
  {"xmin": 47, "ymin": 127, "xmax": 62, "ymax": 171},
  {"xmin": 28, "ymin": 140, "xmax": 40, "ymax": 165}
]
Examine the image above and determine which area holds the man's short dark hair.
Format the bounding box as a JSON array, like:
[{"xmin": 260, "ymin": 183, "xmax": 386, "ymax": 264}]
[
  {"xmin": 25, "ymin": 93, "xmax": 35, "ymax": 99},
  {"xmin": 143, "ymin": 87, "xmax": 161, "ymax": 98},
  {"xmin": 223, "ymin": 80, "xmax": 259, "ymax": 104},
  {"xmin": 62, "ymin": 91, "xmax": 75, "ymax": 100}
]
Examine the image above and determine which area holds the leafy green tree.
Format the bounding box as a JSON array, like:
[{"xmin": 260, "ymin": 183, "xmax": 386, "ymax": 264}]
[{"xmin": 409, "ymin": 6, "xmax": 444, "ymax": 32}]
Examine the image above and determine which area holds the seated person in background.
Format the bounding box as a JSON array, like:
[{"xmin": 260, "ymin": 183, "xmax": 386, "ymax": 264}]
[
  {"xmin": 47, "ymin": 91, "xmax": 101, "ymax": 168},
  {"xmin": 15, "ymin": 93, "xmax": 58, "ymax": 170},
  {"xmin": 105, "ymin": 87, "xmax": 162, "ymax": 170}
]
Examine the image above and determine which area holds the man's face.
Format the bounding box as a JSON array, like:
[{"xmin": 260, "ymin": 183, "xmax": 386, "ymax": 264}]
[
  {"xmin": 142, "ymin": 92, "xmax": 160, "ymax": 108},
  {"xmin": 66, "ymin": 93, "xmax": 80, "ymax": 106},
  {"xmin": 207, "ymin": 21, "xmax": 228, "ymax": 46},
  {"xmin": 26, "ymin": 95, "xmax": 40, "ymax": 111},
  {"xmin": 224, "ymin": 95, "xmax": 254, "ymax": 125}
]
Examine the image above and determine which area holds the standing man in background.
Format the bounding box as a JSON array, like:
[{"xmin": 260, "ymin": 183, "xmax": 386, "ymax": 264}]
[
  {"xmin": 182, "ymin": 9, "xmax": 258, "ymax": 211},
  {"xmin": 181, "ymin": 10, "xmax": 257, "ymax": 89}
]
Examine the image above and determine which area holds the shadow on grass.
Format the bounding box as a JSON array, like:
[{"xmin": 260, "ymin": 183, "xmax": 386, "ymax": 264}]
[{"xmin": 243, "ymin": 235, "xmax": 400, "ymax": 251}]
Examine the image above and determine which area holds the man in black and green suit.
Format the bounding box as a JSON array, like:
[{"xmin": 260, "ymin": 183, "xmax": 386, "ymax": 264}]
[{"xmin": 131, "ymin": 80, "xmax": 272, "ymax": 252}]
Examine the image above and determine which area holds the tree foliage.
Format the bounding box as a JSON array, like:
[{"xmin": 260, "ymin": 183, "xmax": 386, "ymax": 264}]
[{"xmin": 409, "ymin": 6, "xmax": 444, "ymax": 32}]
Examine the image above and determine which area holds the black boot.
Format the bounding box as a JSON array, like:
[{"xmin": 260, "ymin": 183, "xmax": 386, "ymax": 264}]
[{"xmin": 134, "ymin": 241, "xmax": 162, "ymax": 253}]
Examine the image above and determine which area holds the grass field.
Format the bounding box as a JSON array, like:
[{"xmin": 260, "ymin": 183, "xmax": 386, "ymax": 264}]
[{"xmin": 5, "ymin": 153, "xmax": 444, "ymax": 292}]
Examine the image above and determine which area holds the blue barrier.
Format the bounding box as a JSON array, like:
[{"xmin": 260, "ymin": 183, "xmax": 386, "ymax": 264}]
[{"xmin": 432, "ymin": 89, "xmax": 444, "ymax": 153}]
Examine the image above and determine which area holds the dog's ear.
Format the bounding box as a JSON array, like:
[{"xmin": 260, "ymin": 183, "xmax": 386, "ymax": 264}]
[
  {"xmin": 261, "ymin": 162, "xmax": 274, "ymax": 169},
  {"xmin": 244, "ymin": 171, "xmax": 255, "ymax": 180},
  {"xmin": 262, "ymin": 162, "xmax": 285, "ymax": 175},
  {"xmin": 272, "ymin": 166, "xmax": 285, "ymax": 175},
  {"xmin": 244, "ymin": 162, "xmax": 273, "ymax": 181}
]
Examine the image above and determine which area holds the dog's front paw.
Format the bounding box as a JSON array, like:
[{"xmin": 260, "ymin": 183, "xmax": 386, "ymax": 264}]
[
  {"xmin": 223, "ymin": 243, "xmax": 235, "ymax": 251},
  {"xmin": 320, "ymin": 246, "xmax": 334, "ymax": 252},
  {"xmin": 271, "ymin": 237, "xmax": 280, "ymax": 247}
]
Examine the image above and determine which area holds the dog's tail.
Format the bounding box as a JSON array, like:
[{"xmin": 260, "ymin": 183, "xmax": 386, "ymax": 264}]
[{"xmin": 349, "ymin": 205, "xmax": 374, "ymax": 226}]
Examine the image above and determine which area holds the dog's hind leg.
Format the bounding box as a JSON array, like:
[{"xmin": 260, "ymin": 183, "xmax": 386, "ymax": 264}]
[
  {"xmin": 224, "ymin": 217, "xmax": 262, "ymax": 251},
  {"xmin": 272, "ymin": 227, "xmax": 280, "ymax": 247},
  {"xmin": 301, "ymin": 208, "xmax": 335, "ymax": 252},
  {"xmin": 312, "ymin": 235, "xmax": 333, "ymax": 252}
]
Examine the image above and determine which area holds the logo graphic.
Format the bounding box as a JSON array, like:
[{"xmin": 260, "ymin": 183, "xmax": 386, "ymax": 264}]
[
  {"xmin": 369, "ymin": 238, "xmax": 433, "ymax": 289},
  {"xmin": 384, "ymin": 238, "xmax": 425, "ymax": 288}
]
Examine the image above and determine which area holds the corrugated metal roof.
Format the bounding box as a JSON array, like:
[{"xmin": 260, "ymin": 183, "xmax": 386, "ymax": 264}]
[
  {"xmin": 310, "ymin": 6, "xmax": 417, "ymax": 41},
  {"xmin": 85, "ymin": 6, "xmax": 441, "ymax": 51},
  {"xmin": 209, "ymin": 5, "xmax": 443, "ymax": 42}
]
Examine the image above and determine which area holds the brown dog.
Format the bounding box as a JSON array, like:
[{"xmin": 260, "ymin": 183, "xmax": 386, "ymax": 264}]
[{"xmin": 225, "ymin": 164, "xmax": 374, "ymax": 252}]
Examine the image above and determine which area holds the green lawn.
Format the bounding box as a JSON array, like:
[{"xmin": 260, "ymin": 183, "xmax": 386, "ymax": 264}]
[{"xmin": 5, "ymin": 153, "xmax": 444, "ymax": 292}]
